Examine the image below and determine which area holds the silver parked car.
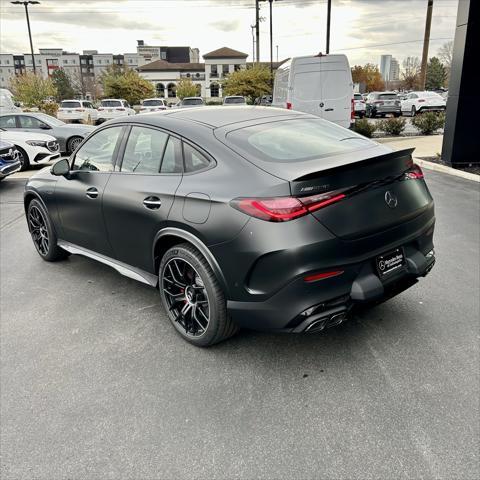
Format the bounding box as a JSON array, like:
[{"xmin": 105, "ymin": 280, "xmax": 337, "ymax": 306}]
[
  {"xmin": 174, "ymin": 97, "xmax": 205, "ymax": 108},
  {"xmin": 223, "ymin": 96, "xmax": 247, "ymax": 106},
  {"xmin": 0, "ymin": 112, "xmax": 95, "ymax": 154}
]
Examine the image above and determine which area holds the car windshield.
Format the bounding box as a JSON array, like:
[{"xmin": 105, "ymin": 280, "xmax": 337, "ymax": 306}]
[
  {"xmin": 61, "ymin": 101, "xmax": 81, "ymax": 108},
  {"xmin": 227, "ymin": 118, "xmax": 375, "ymax": 163},
  {"xmin": 379, "ymin": 94, "xmax": 398, "ymax": 100},
  {"xmin": 34, "ymin": 113, "xmax": 65, "ymax": 126},
  {"xmin": 101, "ymin": 100, "xmax": 122, "ymax": 107},
  {"xmin": 225, "ymin": 97, "xmax": 245, "ymax": 104},
  {"xmin": 182, "ymin": 99, "xmax": 203, "ymax": 105},
  {"xmin": 142, "ymin": 100, "xmax": 163, "ymax": 106}
]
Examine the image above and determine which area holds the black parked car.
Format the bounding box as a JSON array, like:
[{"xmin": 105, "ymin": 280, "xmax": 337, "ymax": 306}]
[
  {"xmin": 24, "ymin": 107, "xmax": 435, "ymax": 346},
  {"xmin": 366, "ymin": 92, "xmax": 402, "ymax": 118}
]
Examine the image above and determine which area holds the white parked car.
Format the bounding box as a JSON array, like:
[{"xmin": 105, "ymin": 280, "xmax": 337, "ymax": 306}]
[
  {"xmin": 174, "ymin": 97, "xmax": 205, "ymax": 108},
  {"xmin": 353, "ymin": 93, "xmax": 366, "ymax": 118},
  {"xmin": 140, "ymin": 98, "xmax": 168, "ymax": 112},
  {"xmin": 0, "ymin": 127, "xmax": 60, "ymax": 171},
  {"xmin": 97, "ymin": 99, "xmax": 135, "ymax": 123},
  {"xmin": 57, "ymin": 99, "xmax": 98, "ymax": 125},
  {"xmin": 401, "ymin": 91, "xmax": 446, "ymax": 116},
  {"xmin": 0, "ymin": 88, "xmax": 21, "ymax": 114},
  {"xmin": 223, "ymin": 96, "xmax": 247, "ymax": 106}
]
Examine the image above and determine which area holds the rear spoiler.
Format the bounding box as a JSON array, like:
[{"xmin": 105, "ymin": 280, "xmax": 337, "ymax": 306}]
[{"xmin": 291, "ymin": 148, "xmax": 415, "ymax": 196}]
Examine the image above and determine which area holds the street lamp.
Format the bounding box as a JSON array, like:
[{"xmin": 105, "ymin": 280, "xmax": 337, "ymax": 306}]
[{"xmin": 11, "ymin": 1, "xmax": 40, "ymax": 74}]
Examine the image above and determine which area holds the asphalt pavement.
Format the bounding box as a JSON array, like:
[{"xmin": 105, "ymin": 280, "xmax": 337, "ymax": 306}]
[{"xmin": 1, "ymin": 170, "xmax": 479, "ymax": 480}]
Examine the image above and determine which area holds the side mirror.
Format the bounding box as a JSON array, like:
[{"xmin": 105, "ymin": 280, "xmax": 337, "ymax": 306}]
[
  {"xmin": 51, "ymin": 158, "xmax": 70, "ymax": 177},
  {"xmin": 39, "ymin": 123, "xmax": 52, "ymax": 130}
]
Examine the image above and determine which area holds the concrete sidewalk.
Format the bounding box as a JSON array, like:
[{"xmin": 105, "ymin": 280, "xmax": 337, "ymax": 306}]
[{"xmin": 376, "ymin": 134, "xmax": 443, "ymax": 158}]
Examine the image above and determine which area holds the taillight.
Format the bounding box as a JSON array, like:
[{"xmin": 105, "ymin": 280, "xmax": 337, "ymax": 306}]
[
  {"xmin": 118, "ymin": 108, "xmax": 125, "ymax": 111},
  {"xmin": 98, "ymin": 107, "xmax": 104, "ymax": 111},
  {"xmin": 404, "ymin": 163, "xmax": 424, "ymax": 180},
  {"xmin": 418, "ymin": 99, "xmax": 426, "ymax": 103},
  {"xmin": 230, "ymin": 191, "xmax": 346, "ymax": 222},
  {"xmin": 140, "ymin": 107, "xmax": 146, "ymax": 111},
  {"xmin": 374, "ymin": 100, "xmax": 384, "ymax": 105},
  {"xmin": 286, "ymin": 102, "xmax": 292, "ymax": 110},
  {"xmin": 304, "ymin": 270, "xmax": 344, "ymax": 283}
]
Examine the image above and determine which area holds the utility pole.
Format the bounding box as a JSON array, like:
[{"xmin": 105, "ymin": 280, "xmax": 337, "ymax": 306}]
[
  {"xmin": 11, "ymin": 1, "xmax": 40, "ymax": 74},
  {"xmin": 276, "ymin": 45, "xmax": 279, "ymax": 62},
  {"xmin": 255, "ymin": 0, "xmax": 260, "ymax": 62},
  {"xmin": 419, "ymin": 0, "xmax": 434, "ymax": 90},
  {"xmin": 326, "ymin": 0, "xmax": 332, "ymax": 54},
  {"xmin": 269, "ymin": 0, "xmax": 273, "ymax": 85},
  {"xmin": 250, "ymin": 24, "xmax": 256, "ymax": 62}
]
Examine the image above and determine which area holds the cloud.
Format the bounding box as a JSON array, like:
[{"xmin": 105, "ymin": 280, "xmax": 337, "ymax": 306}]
[{"xmin": 209, "ymin": 19, "xmax": 241, "ymax": 32}]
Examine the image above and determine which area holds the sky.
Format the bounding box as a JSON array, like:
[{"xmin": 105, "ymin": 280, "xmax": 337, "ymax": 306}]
[{"xmin": 0, "ymin": 0, "xmax": 458, "ymax": 68}]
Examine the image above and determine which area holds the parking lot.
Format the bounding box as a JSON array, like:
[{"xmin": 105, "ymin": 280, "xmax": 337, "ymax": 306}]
[{"xmin": 1, "ymin": 170, "xmax": 479, "ymax": 479}]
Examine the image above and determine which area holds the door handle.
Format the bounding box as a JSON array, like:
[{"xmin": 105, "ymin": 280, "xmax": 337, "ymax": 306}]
[
  {"xmin": 143, "ymin": 196, "xmax": 162, "ymax": 210},
  {"xmin": 325, "ymin": 108, "xmax": 334, "ymax": 111},
  {"xmin": 86, "ymin": 187, "xmax": 98, "ymax": 199}
]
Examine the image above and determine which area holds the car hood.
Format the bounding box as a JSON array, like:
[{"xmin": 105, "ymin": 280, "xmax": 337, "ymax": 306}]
[
  {"xmin": 58, "ymin": 124, "xmax": 96, "ymax": 135},
  {"xmin": 0, "ymin": 130, "xmax": 56, "ymax": 142}
]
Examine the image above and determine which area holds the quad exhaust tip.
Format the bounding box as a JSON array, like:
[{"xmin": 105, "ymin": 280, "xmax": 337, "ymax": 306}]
[{"xmin": 305, "ymin": 312, "xmax": 347, "ymax": 333}]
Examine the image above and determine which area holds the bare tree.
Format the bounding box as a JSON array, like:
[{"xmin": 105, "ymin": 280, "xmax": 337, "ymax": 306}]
[
  {"xmin": 437, "ymin": 41, "xmax": 453, "ymax": 69},
  {"xmin": 401, "ymin": 56, "xmax": 422, "ymax": 90}
]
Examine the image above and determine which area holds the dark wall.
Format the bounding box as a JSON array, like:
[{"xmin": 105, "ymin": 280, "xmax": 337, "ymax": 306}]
[
  {"xmin": 442, "ymin": 0, "xmax": 479, "ymax": 166},
  {"xmin": 166, "ymin": 47, "xmax": 190, "ymax": 63}
]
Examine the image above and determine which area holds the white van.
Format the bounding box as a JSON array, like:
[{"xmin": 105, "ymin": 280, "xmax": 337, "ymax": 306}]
[
  {"xmin": 0, "ymin": 89, "xmax": 21, "ymax": 114},
  {"xmin": 272, "ymin": 54, "xmax": 354, "ymax": 128}
]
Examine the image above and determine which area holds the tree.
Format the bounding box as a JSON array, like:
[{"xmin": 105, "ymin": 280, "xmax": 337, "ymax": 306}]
[
  {"xmin": 9, "ymin": 72, "xmax": 57, "ymax": 109},
  {"xmin": 222, "ymin": 65, "xmax": 272, "ymax": 103},
  {"xmin": 176, "ymin": 78, "xmax": 198, "ymax": 99},
  {"xmin": 426, "ymin": 57, "xmax": 447, "ymax": 90},
  {"xmin": 100, "ymin": 65, "xmax": 155, "ymax": 105},
  {"xmin": 437, "ymin": 41, "xmax": 453, "ymax": 87},
  {"xmin": 351, "ymin": 64, "xmax": 384, "ymax": 92},
  {"xmin": 437, "ymin": 41, "xmax": 453, "ymax": 70},
  {"xmin": 401, "ymin": 57, "xmax": 421, "ymax": 90},
  {"xmin": 51, "ymin": 69, "xmax": 76, "ymax": 101}
]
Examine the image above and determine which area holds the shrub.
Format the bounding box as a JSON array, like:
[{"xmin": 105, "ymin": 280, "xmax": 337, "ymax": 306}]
[
  {"xmin": 39, "ymin": 101, "xmax": 59, "ymax": 117},
  {"xmin": 377, "ymin": 117, "xmax": 406, "ymax": 136},
  {"xmin": 411, "ymin": 111, "xmax": 446, "ymax": 135},
  {"xmin": 354, "ymin": 118, "xmax": 377, "ymax": 138}
]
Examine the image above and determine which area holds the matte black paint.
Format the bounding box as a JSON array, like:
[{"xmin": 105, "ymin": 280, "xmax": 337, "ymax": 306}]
[{"xmin": 24, "ymin": 107, "xmax": 436, "ymax": 332}]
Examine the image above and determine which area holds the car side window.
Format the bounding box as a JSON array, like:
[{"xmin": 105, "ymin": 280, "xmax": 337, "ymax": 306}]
[
  {"xmin": 72, "ymin": 126, "xmax": 123, "ymax": 172},
  {"xmin": 160, "ymin": 136, "xmax": 183, "ymax": 174},
  {"xmin": 183, "ymin": 143, "xmax": 210, "ymax": 173},
  {"xmin": 0, "ymin": 115, "xmax": 16, "ymax": 128},
  {"xmin": 18, "ymin": 115, "xmax": 46, "ymax": 129},
  {"xmin": 121, "ymin": 126, "xmax": 168, "ymax": 174}
]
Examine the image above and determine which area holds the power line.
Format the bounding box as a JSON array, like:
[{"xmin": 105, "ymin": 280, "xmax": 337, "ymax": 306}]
[{"xmin": 335, "ymin": 37, "xmax": 454, "ymax": 52}]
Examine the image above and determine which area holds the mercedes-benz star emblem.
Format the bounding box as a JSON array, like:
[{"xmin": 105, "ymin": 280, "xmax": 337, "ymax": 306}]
[{"xmin": 385, "ymin": 190, "xmax": 398, "ymax": 209}]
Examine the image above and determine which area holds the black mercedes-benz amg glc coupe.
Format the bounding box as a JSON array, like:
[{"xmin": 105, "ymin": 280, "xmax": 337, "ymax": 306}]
[{"xmin": 24, "ymin": 107, "xmax": 435, "ymax": 346}]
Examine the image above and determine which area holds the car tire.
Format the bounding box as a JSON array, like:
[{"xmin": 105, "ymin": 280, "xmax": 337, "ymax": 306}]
[
  {"xmin": 27, "ymin": 199, "xmax": 69, "ymax": 262},
  {"xmin": 411, "ymin": 106, "xmax": 416, "ymax": 117},
  {"xmin": 159, "ymin": 243, "xmax": 239, "ymax": 347},
  {"xmin": 16, "ymin": 146, "xmax": 30, "ymax": 171},
  {"xmin": 67, "ymin": 136, "xmax": 83, "ymax": 154},
  {"xmin": 394, "ymin": 113, "xmax": 401, "ymax": 118}
]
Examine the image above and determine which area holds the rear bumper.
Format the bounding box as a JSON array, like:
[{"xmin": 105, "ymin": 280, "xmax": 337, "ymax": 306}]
[
  {"xmin": 369, "ymin": 105, "xmax": 401, "ymax": 114},
  {"xmin": 227, "ymin": 243, "xmax": 435, "ymax": 332}
]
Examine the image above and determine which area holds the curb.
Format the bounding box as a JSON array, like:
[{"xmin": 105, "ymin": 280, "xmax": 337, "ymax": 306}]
[{"xmin": 413, "ymin": 157, "xmax": 480, "ymax": 183}]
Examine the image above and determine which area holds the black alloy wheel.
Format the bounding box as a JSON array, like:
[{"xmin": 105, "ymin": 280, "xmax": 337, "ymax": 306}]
[{"xmin": 159, "ymin": 243, "xmax": 239, "ymax": 347}]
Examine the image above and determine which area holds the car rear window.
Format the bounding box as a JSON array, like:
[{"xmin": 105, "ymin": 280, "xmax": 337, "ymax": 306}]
[
  {"xmin": 226, "ymin": 118, "xmax": 375, "ymax": 163},
  {"xmin": 354, "ymin": 94, "xmax": 363, "ymax": 100},
  {"xmin": 101, "ymin": 100, "xmax": 122, "ymax": 107},
  {"xmin": 61, "ymin": 101, "xmax": 81, "ymax": 108},
  {"xmin": 143, "ymin": 100, "xmax": 163, "ymax": 106},
  {"xmin": 378, "ymin": 94, "xmax": 398, "ymax": 100},
  {"xmin": 225, "ymin": 97, "xmax": 245, "ymax": 104},
  {"xmin": 182, "ymin": 99, "xmax": 203, "ymax": 105}
]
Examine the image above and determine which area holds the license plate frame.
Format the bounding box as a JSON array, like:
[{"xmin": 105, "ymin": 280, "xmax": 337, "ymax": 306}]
[{"xmin": 375, "ymin": 248, "xmax": 406, "ymax": 277}]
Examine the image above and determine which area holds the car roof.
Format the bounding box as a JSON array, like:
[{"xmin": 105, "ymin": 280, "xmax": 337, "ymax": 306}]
[{"xmin": 126, "ymin": 106, "xmax": 306, "ymax": 129}]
